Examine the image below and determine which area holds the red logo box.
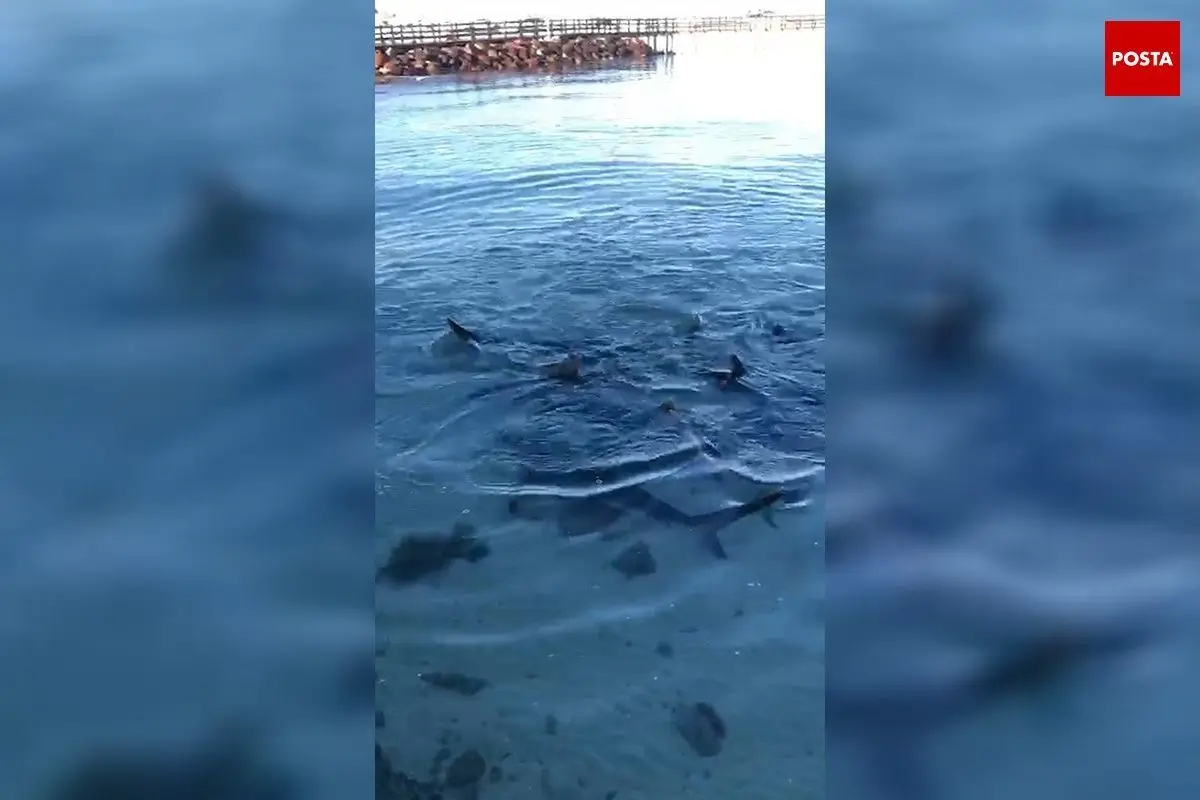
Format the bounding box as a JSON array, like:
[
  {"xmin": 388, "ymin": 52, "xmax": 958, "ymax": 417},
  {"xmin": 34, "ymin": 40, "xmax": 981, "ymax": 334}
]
[{"xmin": 1105, "ymin": 20, "xmax": 1180, "ymax": 96}]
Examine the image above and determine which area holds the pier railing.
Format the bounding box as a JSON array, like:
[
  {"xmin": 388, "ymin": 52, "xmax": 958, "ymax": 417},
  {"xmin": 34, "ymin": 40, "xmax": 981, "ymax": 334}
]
[
  {"xmin": 684, "ymin": 15, "xmax": 825, "ymax": 33},
  {"xmin": 374, "ymin": 14, "xmax": 825, "ymax": 48}
]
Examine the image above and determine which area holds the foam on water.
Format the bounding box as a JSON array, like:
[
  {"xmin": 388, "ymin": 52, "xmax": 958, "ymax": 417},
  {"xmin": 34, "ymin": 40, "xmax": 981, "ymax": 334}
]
[{"xmin": 376, "ymin": 32, "xmax": 824, "ymax": 798}]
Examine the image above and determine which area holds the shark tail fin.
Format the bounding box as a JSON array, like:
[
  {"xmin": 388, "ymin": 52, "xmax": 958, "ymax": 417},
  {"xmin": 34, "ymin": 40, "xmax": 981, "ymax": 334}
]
[{"xmin": 694, "ymin": 489, "xmax": 785, "ymax": 558}]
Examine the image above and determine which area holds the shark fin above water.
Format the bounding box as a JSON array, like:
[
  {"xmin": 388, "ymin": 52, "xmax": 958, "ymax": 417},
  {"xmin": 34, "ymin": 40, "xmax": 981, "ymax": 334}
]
[
  {"xmin": 542, "ymin": 353, "xmax": 583, "ymax": 382},
  {"xmin": 447, "ymin": 317, "xmax": 483, "ymax": 343},
  {"xmin": 706, "ymin": 354, "xmax": 771, "ymax": 398},
  {"xmin": 729, "ymin": 354, "xmax": 747, "ymax": 379}
]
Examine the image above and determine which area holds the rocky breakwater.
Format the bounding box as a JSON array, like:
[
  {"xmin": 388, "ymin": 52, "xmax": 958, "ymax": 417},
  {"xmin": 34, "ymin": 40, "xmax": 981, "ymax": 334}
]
[{"xmin": 375, "ymin": 35, "xmax": 656, "ymax": 79}]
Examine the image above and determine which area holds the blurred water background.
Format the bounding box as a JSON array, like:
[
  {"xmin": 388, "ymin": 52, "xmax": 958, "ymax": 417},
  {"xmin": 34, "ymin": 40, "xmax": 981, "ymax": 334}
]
[
  {"xmin": 828, "ymin": 2, "xmax": 1200, "ymax": 799},
  {"xmin": 5, "ymin": 0, "xmax": 1198, "ymax": 798},
  {"xmin": 376, "ymin": 30, "xmax": 824, "ymax": 799},
  {"xmin": 0, "ymin": 2, "xmax": 374, "ymax": 798}
]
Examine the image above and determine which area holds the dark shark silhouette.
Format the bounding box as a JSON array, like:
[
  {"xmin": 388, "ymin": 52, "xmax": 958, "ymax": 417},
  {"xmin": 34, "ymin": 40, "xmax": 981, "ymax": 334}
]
[
  {"xmin": 446, "ymin": 317, "xmax": 483, "ymax": 344},
  {"xmin": 511, "ymin": 482, "xmax": 784, "ymax": 559},
  {"xmin": 435, "ymin": 318, "xmax": 807, "ymax": 555},
  {"xmin": 508, "ymin": 444, "xmax": 787, "ymax": 559},
  {"xmin": 830, "ymin": 601, "xmax": 1168, "ymax": 800},
  {"xmin": 506, "ymin": 413, "xmax": 809, "ymax": 554}
]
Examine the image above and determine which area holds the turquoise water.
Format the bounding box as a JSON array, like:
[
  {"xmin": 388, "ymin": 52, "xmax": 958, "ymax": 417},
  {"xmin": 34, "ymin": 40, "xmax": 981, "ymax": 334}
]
[{"xmin": 376, "ymin": 32, "xmax": 824, "ymax": 798}]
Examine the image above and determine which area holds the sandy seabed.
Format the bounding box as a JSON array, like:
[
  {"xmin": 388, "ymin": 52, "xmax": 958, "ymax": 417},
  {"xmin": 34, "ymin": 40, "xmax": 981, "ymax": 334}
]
[
  {"xmin": 376, "ymin": 479, "xmax": 825, "ymax": 799},
  {"xmin": 375, "ymin": 31, "xmax": 825, "ymax": 796}
]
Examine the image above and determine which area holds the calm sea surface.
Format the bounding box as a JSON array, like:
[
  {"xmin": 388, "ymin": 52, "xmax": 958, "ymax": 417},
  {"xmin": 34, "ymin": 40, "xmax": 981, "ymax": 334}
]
[
  {"xmin": 375, "ymin": 34, "xmax": 824, "ymax": 483},
  {"xmin": 376, "ymin": 31, "xmax": 825, "ymax": 798}
]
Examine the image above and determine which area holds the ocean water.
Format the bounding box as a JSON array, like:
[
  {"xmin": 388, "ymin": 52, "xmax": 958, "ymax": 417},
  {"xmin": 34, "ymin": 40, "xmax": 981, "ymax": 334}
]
[
  {"xmin": 376, "ymin": 31, "xmax": 824, "ymax": 798},
  {"xmin": 0, "ymin": 3, "xmax": 374, "ymax": 798},
  {"xmin": 828, "ymin": 2, "xmax": 1200, "ymax": 799}
]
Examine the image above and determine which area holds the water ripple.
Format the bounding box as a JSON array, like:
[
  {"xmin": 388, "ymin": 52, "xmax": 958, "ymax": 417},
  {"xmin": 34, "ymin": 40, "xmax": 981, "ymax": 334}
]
[{"xmin": 376, "ymin": 36, "xmax": 824, "ymax": 797}]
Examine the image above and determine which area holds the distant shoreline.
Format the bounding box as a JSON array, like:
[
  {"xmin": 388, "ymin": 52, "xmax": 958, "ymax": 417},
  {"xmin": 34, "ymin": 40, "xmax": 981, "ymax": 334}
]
[
  {"xmin": 376, "ymin": 35, "xmax": 659, "ymax": 80},
  {"xmin": 373, "ymin": 4, "xmax": 827, "ymax": 25},
  {"xmin": 374, "ymin": 14, "xmax": 821, "ymax": 82},
  {"xmin": 375, "ymin": 10, "xmax": 824, "ymax": 26}
]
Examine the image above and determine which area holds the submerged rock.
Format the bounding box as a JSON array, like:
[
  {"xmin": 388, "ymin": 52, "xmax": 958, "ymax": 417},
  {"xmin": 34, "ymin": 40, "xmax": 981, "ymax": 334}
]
[
  {"xmin": 672, "ymin": 701, "xmax": 727, "ymax": 757},
  {"xmin": 377, "ymin": 523, "xmax": 490, "ymax": 585},
  {"xmin": 611, "ymin": 541, "xmax": 657, "ymax": 578},
  {"xmin": 419, "ymin": 671, "xmax": 490, "ymax": 696},
  {"xmin": 445, "ymin": 749, "xmax": 487, "ymax": 788},
  {"xmin": 376, "ymin": 743, "xmax": 440, "ymax": 800}
]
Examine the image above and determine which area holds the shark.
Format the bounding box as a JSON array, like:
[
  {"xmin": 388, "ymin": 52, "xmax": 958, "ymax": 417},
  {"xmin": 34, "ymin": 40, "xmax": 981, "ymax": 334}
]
[
  {"xmin": 433, "ymin": 317, "xmax": 813, "ymax": 555},
  {"xmin": 826, "ymin": 552, "xmax": 1197, "ymax": 800},
  {"xmin": 829, "ymin": 626, "xmax": 1157, "ymax": 800},
  {"xmin": 509, "ymin": 481, "xmax": 785, "ymax": 559},
  {"xmin": 505, "ymin": 444, "xmax": 795, "ymax": 558},
  {"xmin": 503, "ymin": 405, "xmax": 812, "ymax": 556}
]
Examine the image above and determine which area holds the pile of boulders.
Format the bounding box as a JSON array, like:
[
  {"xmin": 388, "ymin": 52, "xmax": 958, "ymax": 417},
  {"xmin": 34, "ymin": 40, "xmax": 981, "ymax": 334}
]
[{"xmin": 375, "ymin": 35, "xmax": 655, "ymax": 78}]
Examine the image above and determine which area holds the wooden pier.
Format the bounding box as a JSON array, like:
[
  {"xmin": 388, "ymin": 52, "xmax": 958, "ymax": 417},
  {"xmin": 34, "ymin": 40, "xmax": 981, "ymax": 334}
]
[
  {"xmin": 683, "ymin": 14, "xmax": 826, "ymax": 33},
  {"xmin": 374, "ymin": 14, "xmax": 825, "ymax": 54}
]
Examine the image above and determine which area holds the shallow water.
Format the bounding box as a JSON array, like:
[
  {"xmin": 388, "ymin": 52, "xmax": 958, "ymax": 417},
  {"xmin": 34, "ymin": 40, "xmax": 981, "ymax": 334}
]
[{"xmin": 376, "ymin": 31, "xmax": 824, "ymax": 798}]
